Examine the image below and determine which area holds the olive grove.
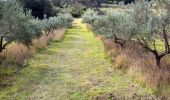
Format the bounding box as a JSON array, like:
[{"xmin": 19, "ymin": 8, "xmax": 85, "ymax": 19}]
[
  {"xmin": 0, "ymin": 0, "xmax": 73, "ymax": 52},
  {"xmin": 82, "ymin": 0, "xmax": 170, "ymax": 68}
]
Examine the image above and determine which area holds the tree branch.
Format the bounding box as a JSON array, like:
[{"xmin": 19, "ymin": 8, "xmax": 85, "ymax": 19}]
[{"xmin": 2, "ymin": 40, "xmax": 13, "ymax": 50}]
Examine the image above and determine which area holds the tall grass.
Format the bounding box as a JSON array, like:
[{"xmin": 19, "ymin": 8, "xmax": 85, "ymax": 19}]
[
  {"xmin": 0, "ymin": 43, "xmax": 31, "ymax": 66},
  {"xmin": 0, "ymin": 28, "xmax": 66, "ymax": 66},
  {"xmin": 51, "ymin": 28, "xmax": 66, "ymax": 41},
  {"xmin": 101, "ymin": 38, "xmax": 170, "ymax": 98},
  {"xmin": 33, "ymin": 28, "xmax": 66, "ymax": 48}
]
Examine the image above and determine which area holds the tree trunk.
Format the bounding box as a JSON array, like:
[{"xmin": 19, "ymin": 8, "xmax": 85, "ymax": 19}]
[
  {"xmin": 0, "ymin": 37, "xmax": 3, "ymax": 64},
  {"xmin": 52, "ymin": 29, "xmax": 54, "ymax": 34},
  {"xmin": 155, "ymin": 54, "xmax": 161, "ymax": 68},
  {"xmin": 162, "ymin": 24, "xmax": 170, "ymax": 53},
  {"xmin": 46, "ymin": 30, "xmax": 51, "ymax": 36},
  {"xmin": 0, "ymin": 37, "xmax": 3, "ymax": 52},
  {"xmin": 114, "ymin": 36, "xmax": 125, "ymax": 49},
  {"xmin": 137, "ymin": 39, "xmax": 168, "ymax": 68}
]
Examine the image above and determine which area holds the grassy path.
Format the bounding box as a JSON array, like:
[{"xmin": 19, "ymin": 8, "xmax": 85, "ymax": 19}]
[{"xmin": 0, "ymin": 19, "xmax": 155, "ymax": 100}]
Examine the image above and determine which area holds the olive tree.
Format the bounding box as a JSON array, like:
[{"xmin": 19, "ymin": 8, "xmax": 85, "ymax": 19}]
[
  {"xmin": 131, "ymin": 0, "xmax": 170, "ymax": 67},
  {"xmin": 89, "ymin": 12, "xmax": 134, "ymax": 48},
  {"xmin": 82, "ymin": 9, "xmax": 98, "ymax": 24},
  {"xmin": 56, "ymin": 13, "xmax": 73, "ymax": 28},
  {"xmin": 0, "ymin": 0, "xmax": 42, "ymax": 51},
  {"xmin": 40, "ymin": 13, "xmax": 73, "ymax": 36}
]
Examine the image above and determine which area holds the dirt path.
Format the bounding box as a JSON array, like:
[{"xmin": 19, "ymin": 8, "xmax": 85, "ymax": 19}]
[{"xmin": 0, "ymin": 19, "xmax": 156, "ymax": 100}]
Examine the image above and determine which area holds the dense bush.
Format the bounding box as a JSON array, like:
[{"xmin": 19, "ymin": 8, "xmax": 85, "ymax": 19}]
[
  {"xmin": 83, "ymin": 9, "xmax": 134, "ymax": 48},
  {"xmin": 40, "ymin": 13, "xmax": 73, "ymax": 36},
  {"xmin": 93, "ymin": 12, "xmax": 134, "ymax": 40},
  {"xmin": 56, "ymin": 13, "xmax": 73, "ymax": 28},
  {"xmin": 20, "ymin": 0, "xmax": 56, "ymax": 19},
  {"xmin": 82, "ymin": 9, "xmax": 98, "ymax": 24}
]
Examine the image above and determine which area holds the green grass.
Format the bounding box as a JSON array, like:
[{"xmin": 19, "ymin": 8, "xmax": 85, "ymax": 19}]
[{"xmin": 0, "ymin": 19, "xmax": 155, "ymax": 100}]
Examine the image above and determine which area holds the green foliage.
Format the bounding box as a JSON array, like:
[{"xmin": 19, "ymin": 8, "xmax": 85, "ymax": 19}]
[
  {"xmin": 0, "ymin": 0, "xmax": 73, "ymax": 50},
  {"xmin": 20, "ymin": 0, "xmax": 55, "ymax": 19},
  {"xmin": 0, "ymin": 0, "xmax": 43, "ymax": 47},
  {"xmin": 51, "ymin": 0, "xmax": 88, "ymax": 17},
  {"xmin": 82, "ymin": 9, "xmax": 98, "ymax": 24},
  {"xmin": 56, "ymin": 13, "xmax": 73, "ymax": 28},
  {"xmin": 94, "ymin": 12, "xmax": 134, "ymax": 40},
  {"xmin": 131, "ymin": 0, "xmax": 153, "ymax": 40},
  {"xmin": 55, "ymin": 5, "xmax": 87, "ymax": 18},
  {"xmin": 40, "ymin": 13, "xmax": 73, "ymax": 34},
  {"xmin": 16, "ymin": 19, "xmax": 43, "ymax": 45},
  {"xmin": 0, "ymin": 1, "xmax": 3, "ymax": 20},
  {"xmin": 131, "ymin": 0, "xmax": 170, "ymax": 39},
  {"xmin": 0, "ymin": 19, "xmax": 154, "ymax": 99},
  {"xmin": 130, "ymin": 0, "xmax": 170, "ymax": 52},
  {"xmin": 67, "ymin": 5, "xmax": 87, "ymax": 18},
  {"xmin": 82, "ymin": 0, "xmax": 170, "ymax": 67},
  {"xmin": 83, "ymin": 9, "xmax": 134, "ymax": 41}
]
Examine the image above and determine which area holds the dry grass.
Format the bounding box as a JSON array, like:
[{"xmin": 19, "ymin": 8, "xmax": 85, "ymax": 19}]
[
  {"xmin": 51, "ymin": 28, "xmax": 66, "ymax": 41},
  {"xmin": 32, "ymin": 34, "xmax": 50, "ymax": 49},
  {"xmin": 0, "ymin": 43, "xmax": 32, "ymax": 65},
  {"xmin": 0, "ymin": 28, "xmax": 66, "ymax": 66},
  {"xmin": 33, "ymin": 28, "xmax": 66, "ymax": 49},
  {"xmin": 101, "ymin": 38, "xmax": 170, "ymax": 98}
]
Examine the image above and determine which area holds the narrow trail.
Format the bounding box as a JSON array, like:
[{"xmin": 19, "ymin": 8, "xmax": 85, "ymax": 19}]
[{"xmin": 0, "ymin": 19, "xmax": 155, "ymax": 100}]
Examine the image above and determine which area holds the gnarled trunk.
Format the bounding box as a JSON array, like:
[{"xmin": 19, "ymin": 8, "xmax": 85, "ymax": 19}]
[
  {"xmin": 154, "ymin": 53, "xmax": 162, "ymax": 68},
  {"xmin": 0, "ymin": 37, "xmax": 4, "ymax": 52},
  {"xmin": 114, "ymin": 35, "xmax": 126, "ymax": 49}
]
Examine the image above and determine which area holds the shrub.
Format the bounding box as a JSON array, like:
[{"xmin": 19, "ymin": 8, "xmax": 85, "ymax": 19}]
[
  {"xmin": 90, "ymin": 11, "xmax": 134, "ymax": 48},
  {"xmin": 56, "ymin": 13, "xmax": 73, "ymax": 28},
  {"xmin": 69, "ymin": 5, "xmax": 87, "ymax": 18},
  {"xmin": 82, "ymin": 9, "xmax": 98, "ymax": 24},
  {"xmin": 40, "ymin": 13, "xmax": 73, "ymax": 36}
]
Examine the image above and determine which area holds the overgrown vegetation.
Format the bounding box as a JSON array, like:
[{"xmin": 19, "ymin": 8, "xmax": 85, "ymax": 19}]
[
  {"xmin": 0, "ymin": 0, "xmax": 73, "ymax": 64},
  {"xmin": 0, "ymin": 0, "xmax": 73, "ymax": 87},
  {"xmin": 83, "ymin": 0, "xmax": 170, "ymax": 98},
  {"xmin": 0, "ymin": 19, "xmax": 155, "ymax": 100},
  {"xmin": 1, "ymin": 0, "xmax": 170, "ymax": 99}
]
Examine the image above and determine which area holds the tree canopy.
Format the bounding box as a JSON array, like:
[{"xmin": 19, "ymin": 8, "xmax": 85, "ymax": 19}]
[
  {"xmin": 82, "ymin": 0, "xmax": 170, "ymax": 67},
  {"xmin": 19, "ymin": 0, "xmax": 55, "ymax": 19}
]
